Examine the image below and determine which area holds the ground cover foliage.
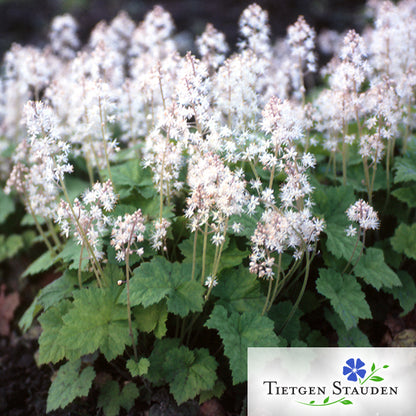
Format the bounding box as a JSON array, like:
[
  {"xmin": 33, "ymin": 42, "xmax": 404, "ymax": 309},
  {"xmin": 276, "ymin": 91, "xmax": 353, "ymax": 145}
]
[{"xmin": 1, "ymin": 1, "xmax": 416, "ymax": 414}]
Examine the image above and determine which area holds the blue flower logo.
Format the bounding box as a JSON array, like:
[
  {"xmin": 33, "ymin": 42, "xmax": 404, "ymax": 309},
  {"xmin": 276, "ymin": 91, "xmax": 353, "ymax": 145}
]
[{"xmin": 343, "ymin": 358, "xmax": 366, "ymax": 382}]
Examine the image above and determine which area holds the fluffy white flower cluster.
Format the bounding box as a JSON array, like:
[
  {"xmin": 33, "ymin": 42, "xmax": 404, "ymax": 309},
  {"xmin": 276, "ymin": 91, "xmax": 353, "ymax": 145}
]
[
  {"xmin": 315, "ymin": 0, "xmax": 416, "ymax": 163},
  {"xmin": 213, "ymin": 50, "xmax": 265, "ymax": 133},
  {"xmin": 314, "ymin": 30, "xmax": 369, "ymax": 153},
  {"xmin": 49, "ymin": 14, "xmax": 80, "ymax": 60},
  {"xmin": 287, "ymin": 15, "xmax": 316, "ymax": 72},
  {"xmin": 48, "ymin": 53, "xmax": 120, "ymax": 172},
  {"xmin": 196, "ymin": 23, "xmax": 229, "ymax": 71},
  {"xmin": 150, "ymin": 217, "xmax": 171, "ymax": 252},
  {"xmin": 143, "ymin": 131, "xmax": 184, "ymax": 196},
  {"xmin": 185, "ymin": 152, "xmax": 248, "ymax": 240},
  {"xmin": 238, "ymin": 3, "xmax": 271, "ymax": 58},
  {"xmin": 56, "ymin": 180, "xmax": 117, "ymax": 261},
  {"xmin": 260, "ymin": 96, "xmax": 315, "ymax": 208},
  {"xmin": 286, "ymin": 15, "xmax": 316, "ymax": 101},
  {"xmin": 130, "ymin": 5, "xmax": 176, "ymax": 59},
  {"xmin": 250, "ymin": 207, "xmax": 324, "ymax": 279},
  {"xmin": 5, "ymin": 0, "xmax": 414, "ymax": 283},
  {"xmin": 346, "ymin": 199, "xmax": 380, "ymax": 231},
  {"xmin": 111, "ymin": 209, "xmax": 146, "ymax": 262},
  {"xmin": 262, "ymin": 96, "xmax": 304, "ymax": 146},
  {"xmin": 176, "ymin": 52, "xmax": 211, "ymax": 134},
  {"xmin": 0, "ymin": 3, "xmax": 321, "ymax": 181},
  {"xmin": 5, "ymin": 101, "xmax": 73, "ymax": 218}
]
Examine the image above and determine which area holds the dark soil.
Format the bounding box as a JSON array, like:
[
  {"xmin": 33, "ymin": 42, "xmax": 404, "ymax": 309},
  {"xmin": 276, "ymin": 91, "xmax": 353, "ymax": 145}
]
[
  {"xmin": 0, "ymin": 328, "xmax": 237, "ymax": 416},
  {"xmin": 0, "ymin": 333, "xmax": 47, "ymax": 415}
]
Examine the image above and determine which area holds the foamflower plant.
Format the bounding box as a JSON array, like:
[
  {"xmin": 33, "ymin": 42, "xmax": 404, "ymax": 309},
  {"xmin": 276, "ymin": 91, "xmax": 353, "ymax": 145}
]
[{"xmin": 0, "ymin": 1, "xmax": 414, "ymax": 414}]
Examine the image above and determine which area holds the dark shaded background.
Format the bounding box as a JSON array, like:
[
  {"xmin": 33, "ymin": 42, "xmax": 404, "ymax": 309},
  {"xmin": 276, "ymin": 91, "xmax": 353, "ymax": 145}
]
[{"xmin": 0, "ymin": 0, "xmax": 368, "ymax": 57}]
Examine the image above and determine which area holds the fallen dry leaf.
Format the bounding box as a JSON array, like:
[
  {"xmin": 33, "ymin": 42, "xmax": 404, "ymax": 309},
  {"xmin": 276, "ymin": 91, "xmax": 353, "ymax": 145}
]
[
  {"xmin": 0, "ymin": 284, "xmax": 20, "ymax": 336},
  {"xmin": 200, "ymin": 398, "xmax": 227, "ymax": 416},
  {"xmin": 391, "ymin": 329, "xmax": 416, "ymax": 347}
]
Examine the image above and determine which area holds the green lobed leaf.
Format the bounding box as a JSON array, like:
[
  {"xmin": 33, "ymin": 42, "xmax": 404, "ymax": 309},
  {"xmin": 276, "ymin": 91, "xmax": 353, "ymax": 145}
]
[
  {"xmin": 325, "ymin": 223, "xmax": 360, "ymax": 262},
  {"xmin": 205, "ymin": 305, "xmax": 280, "ymax": 384},
  {"xmin": 121, "ymin": 257, "xmax": 205, "ymax": 317},
  {"xmin": 394, "ymin": 156, "xmax": 416, "ymax": 183},
  {"xmin": 166, "ymin": 347, "xmax": 218, "ymax": 405},
  {"xmin": 120, "ymin": 257, "xmax": 170, "ymax": 306},
  {"xmin": 370, "ymin": 376, "xmax": 384, "ymax": 382},
  {"xmin": 338, "ymin": 327, "xmax": 371, "ymax": 347},
  {"xmin": 22, "ymin": 250, "xmax": 58, "ymax": 277},
  {"xmin": 101, "ymin": 263, "xmax": 125, "ymax": 288},
  {"xmin": 127, "ymin": 357, "xmax": 150, "ymax": 377},
  {"xmin": 371, "ymin": 363, "xmax": 376, "ymax": 372},
  {"xmin": 391, "ymin": 224, "xmax": 416, "ymax": 260},
  {"xmin": 111, "ymin": 160, "xmax": 153, "ymax": 191},
  {"xmin": 199, "ymin": 380, "xmax": 226, "ymax": 404},
  {"xmin": 38, "ymin": 299, "xmax": 74, "ymax": 364},
  {"xmin": 147, "ymin": 338, "xmax": 181, "ymax": 385},
  {"xmin": 120, "ymin": 383, "xmax": 140, "ymax": 411},
  {"xmin": 341, "ymin": 400, "xmax": 353, "ymax": 405},
  {"xmin": 97, "ymin": 381, "xmax": 120, "ymax": 416},
  {"xmin": 22, "ymin": 229, "xmax": 37, "ymax": 248},
  {"xmin": 392, "ymin": 186, "xmax": 416, "ymax": 207},
  {"xmin": 133, "ymin": 302, "xmax": 168, "ymax": 339},
  {"xmin": 212, "ymin": 266, "xmax": 265, "ymax": 314},
  {"xmin": 167, "ymin": 279, "xmax": 205, "ymax": 317},
  {"xmin": 98, "ymin": 380, "xmax": 139, "ymax": 416},
  {"xmin": 313, "ymin": 185, "xmax": 355, "ymax": 225},
  {"xmin": 58, "ymin": 238, "xmax": 90, "ymax": 271},
  {"xmin": 354, "ymin": 248, "xmax": 401, "ymax": 290},
  {"xmin": 38, "ymin": 270, "xmax": 79, "ymax": 310},
  {"xmin": 384, "ymin": 271, "xmax": 416, "ymax": 316},
  {"xmin": 46, "ymin": 359, "xmax": 95, "ymax": 412},
  {"xmin": 111, "ymin": 204, "xmax": 140, "ymax": 217},
  {"xmin": 58, "ymin": 287, "xmax": 131, "ymax": 361},
  {"xmin": 316, "ymin": 269, "xmax": 372, "ymax": 330},
  {"xmin": 324, "ymin": 308, "xmax": 371, "ymax": 347}
]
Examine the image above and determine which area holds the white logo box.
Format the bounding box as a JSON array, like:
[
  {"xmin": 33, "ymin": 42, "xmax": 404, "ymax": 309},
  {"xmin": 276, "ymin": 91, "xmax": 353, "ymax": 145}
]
[{"xmin": 248, "ymin": 347, "xmax": 416, "ymax": 416}]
